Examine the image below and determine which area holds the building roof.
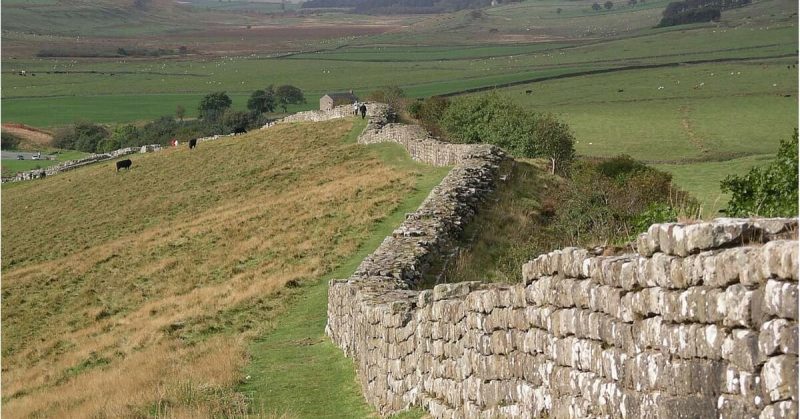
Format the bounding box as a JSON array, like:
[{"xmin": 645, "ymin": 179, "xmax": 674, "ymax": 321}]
[{"xmin": 323, "ymin": 92, "xmax": 358, "ymax": 101}]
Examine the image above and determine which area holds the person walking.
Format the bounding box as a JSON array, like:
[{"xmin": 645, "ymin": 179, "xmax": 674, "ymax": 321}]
[
  {"xmin": 353, "ymin": 101, "xmax": 360, "ymax": 116},
  {"xmin": 359, "ymin": 103, "xmax": 367, "ymax": 119}
]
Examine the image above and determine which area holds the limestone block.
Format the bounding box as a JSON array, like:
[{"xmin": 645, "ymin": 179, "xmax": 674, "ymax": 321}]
[
  {"xmin": 489, "ymin": 330, "xmax": 514, "ymax": 355},
  {"xmin": 725, "ymin": 284, "xmax": 756, "ymax": 328},
  {"xmin": 761, "ymin": 355, "xmax": 798, "ymax": 402},
  {"xmin": 760, "ymin": 400, "xmax": 799, "ymax": 419},
  {"xmin": 418, "ymin": 290, "xmax": 433, "ymax": 308},
  {"xmin": 763, "ymin": 279, "xmax": 799, "ymax": 319},
  {"xmin": 660, "ymin": 290, "xmax": 681, "ymax": 323},
  {"xmin": 431, "ymin": 299, "xmax": 467, "ymax": 324},
  {"xmin": 717, "ymin": 395, "xmax": 761, "ymax": 419},
  {"xmin": 468, "ymin": 290, "xmax": 500, "ymax": 314},
  {"xmin": 497, "ymin": 285, "xmax": 526, "ymax": 308},
  {"xmin": 636, "ymin": 224, "xmax": 662, "ymax": 257},
  {"xmin": 761, "ymin": 240, "xmax": 799, "ymax": 280},
  {"xmin": 723, "ymin": 329, "xmax": 760, "ymax": 372},
  {"xmin": 759, "ymin": 319, "xmax": 798, "ymax": 357}
]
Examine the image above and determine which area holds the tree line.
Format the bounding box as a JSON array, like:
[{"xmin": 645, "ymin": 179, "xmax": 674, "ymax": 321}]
[
  {"xmin": 53, "ymin": 85, "xmax": 305, "ymax": 153},
  {"xmin": 656, "ymin": 0, "xmax": 750, "ymax": 27}
]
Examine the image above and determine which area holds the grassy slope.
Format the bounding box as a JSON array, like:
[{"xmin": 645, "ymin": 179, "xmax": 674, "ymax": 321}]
[{"xmin": 1, "ymin": 117, "xmax": 443, "ymax": 418}]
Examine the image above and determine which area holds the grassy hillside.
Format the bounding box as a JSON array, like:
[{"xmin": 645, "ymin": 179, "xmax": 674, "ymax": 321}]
[{"xmin": 1, "ymin": 118, "xmax": 447, "ymax": 417}]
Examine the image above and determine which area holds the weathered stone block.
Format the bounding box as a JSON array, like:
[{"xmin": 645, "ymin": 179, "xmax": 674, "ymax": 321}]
[
  {"xmin": 763, "ymin": 279, "xmax": 799, "ymax": 319},
  {"xmin": 760, "ymin": 400, "xmax": 799, "ymax": 419},
  {"xmin": 761, "ymin": 355, "xmax": 798, "ymax": 402}
]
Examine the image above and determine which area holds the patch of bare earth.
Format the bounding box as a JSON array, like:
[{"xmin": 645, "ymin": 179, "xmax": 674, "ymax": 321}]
[{"xmin": 2, "ymin": 124, "xmax": 53, "ymax": 148}]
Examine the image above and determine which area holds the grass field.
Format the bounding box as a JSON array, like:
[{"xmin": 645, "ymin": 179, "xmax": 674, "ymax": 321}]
[
  {"xmin": 1, "ymin": 117, "xmax": 447, "ymax": 417},
  {"xmin": 494, "ymin": 57, "xmax": 797, "ymax": 212}
]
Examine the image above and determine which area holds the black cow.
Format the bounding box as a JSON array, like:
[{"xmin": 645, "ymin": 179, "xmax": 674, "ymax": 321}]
[
  {"xmin": 116, "ymin": 159, "xmax": 132, "ymax": 172},
  {"xmin": 189, "ymin": 138, "xmax": 198, "ymax": 149},
  {"xmin": 38, "ymin": 171, "xmax": 46, "ymax": 179},
  {"xmin": 525, "ymin": 90, "xmax": 533, "ymax": 94},
  {"xmin": 234, "ymin": 127, "xmax": 246, "ymax": 134}
]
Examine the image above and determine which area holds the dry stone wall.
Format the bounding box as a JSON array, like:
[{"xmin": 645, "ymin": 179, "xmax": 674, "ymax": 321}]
[
  {"xmin": 328, "ymin": 218, "xmax": 798, "ymax": 418},
  {"xmin": 4, "ymin": 146, "xmax": 156, "ymax": 182},
  {"xmin": 321, "ymin": 103, "xmax": 800, "ymax": 418}
]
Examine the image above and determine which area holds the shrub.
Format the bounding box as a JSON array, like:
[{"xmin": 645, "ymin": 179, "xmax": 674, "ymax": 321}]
[
  {"xmin": 721, "ymin": 130, "xmax": 798, "ymax": 217},
  {"xmin": 439, "ymin": 93, "xmax": 575, "ymax": 171}
]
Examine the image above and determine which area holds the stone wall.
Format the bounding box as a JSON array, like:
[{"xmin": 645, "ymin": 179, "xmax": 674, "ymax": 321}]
[
  {"xmin": 3, "ymin": 146, "xmax": 151, "ymax": 182},
  {"xmin": 319, "ymin": 102, "xmax": 799, "ymax": 418},
  {"xmin": 328, "ymin": 217, "xmax": 799, "ymax": 418}
]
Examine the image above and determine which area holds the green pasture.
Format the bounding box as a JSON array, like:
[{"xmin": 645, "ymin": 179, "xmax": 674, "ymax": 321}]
[
  {"xmin": 289, "ymin": 42, "xmax": 573, "ymax": 61},
  {"xmin": 497, "ymin": 59, "xmax": 797, "ymax": 215},
  {"xmin": 188, "ymin": 0, "xmax": 297, "ymax": 12},
  {"xmin": 654, "ymin": 153, "xmax": 774, "ymax": 217},
  {"xmin": 4, "ymin": 17, "xmax": 795, "ymax": 127}
]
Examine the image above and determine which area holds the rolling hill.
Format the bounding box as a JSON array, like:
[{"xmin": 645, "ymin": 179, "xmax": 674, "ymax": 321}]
[{"xmin": 1, "ymin": 118, "xmax": 448, "ymax": 417}]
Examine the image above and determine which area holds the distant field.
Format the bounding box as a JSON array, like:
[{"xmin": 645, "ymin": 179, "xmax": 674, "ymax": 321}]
[
  {"xmin": 653, "ymin": 153, "xmax": 774, "ymax": 216},
  {"xmin": 497, "ymin": 58, "xmax": 797, "ymax": 212},
  {"xmin": 1, "ymin": 118, "xmax": 450, "ymax": 417}
]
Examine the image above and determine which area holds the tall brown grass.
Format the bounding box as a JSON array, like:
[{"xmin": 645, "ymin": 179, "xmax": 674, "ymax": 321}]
[{"xmin": 2, "ymin": 119, "xmax": 418, "ymax": 417}]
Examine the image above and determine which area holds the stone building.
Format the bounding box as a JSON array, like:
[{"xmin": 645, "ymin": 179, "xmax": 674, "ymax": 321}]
[{"xmin": 320, "ymin": 91, "xmax": 357, "ymax": 111}]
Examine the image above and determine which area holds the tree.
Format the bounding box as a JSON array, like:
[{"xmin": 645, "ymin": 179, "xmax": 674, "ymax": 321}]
[
  {"xmin": 533, "ymin": 113, "xmax": 576, "ymax": 175},
  {"xmin": 274, "ymin": 85, "xmax": 306, "ymax": 113},
  {"xmin": 721, "ymin": 130, "xmax": 798, "ymax": 217},
  {"xmin": 247, "ymin": 88, "xmax": 276, "ymax": 114},
  {"xmin": 198, "ymin": 91, "xmax": 232, "ymax": 121},
  {"xmin": 109, "ymin": 124, "xmax": 139, "ymax": 149},
  {"xmin": 592, "ymin": 2, "xmax": 602, "ymax": 10},
  {"xmin": 366, "ymin": 85, "xmax": 406, "ymax": 111},
  {"xmin": 222, "ymin": 110, "xmax": 252, "ymax": 134},
  {"xmin": 604, "ymin": 1, "xmax": 613, "ymax": 9},
  {"xmin": 175, "ymin": 105, "xmax": 186, "ymax": 121}
]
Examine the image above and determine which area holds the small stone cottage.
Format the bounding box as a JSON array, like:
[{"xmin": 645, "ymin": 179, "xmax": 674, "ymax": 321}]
[{"xmin": 320, "ymin": 91, "xmax": 358, "ymax": 111}]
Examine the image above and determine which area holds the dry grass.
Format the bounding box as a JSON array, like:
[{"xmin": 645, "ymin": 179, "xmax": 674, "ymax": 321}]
[{"xmin": 1, "ymin": 119, "xmax": 420, "ymax": 418}]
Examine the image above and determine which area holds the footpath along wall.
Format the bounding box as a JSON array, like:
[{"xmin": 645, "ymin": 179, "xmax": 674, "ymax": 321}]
[{"xmin": 319, "ymin": 107, "xmax": 799, "ymax": 418}]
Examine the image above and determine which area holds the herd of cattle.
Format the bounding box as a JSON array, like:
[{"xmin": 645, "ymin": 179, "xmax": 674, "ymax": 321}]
[{"xmin": 115, "ymin": 138, "xmax": 199, "ymax": 172}]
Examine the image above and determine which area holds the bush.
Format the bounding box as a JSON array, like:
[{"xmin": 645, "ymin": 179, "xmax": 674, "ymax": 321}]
[
  {"xmin": 408, "ymin": 96, "xmax": 450, "ymax": 136},
  {"xmin": 721, "ymin": 130, "xmax": 798, "ymax": 217},
  {"xmin": 52, "ymin": 122, "xmax": 109, "ymax": 152},
  {"xmin": 1, "ymin": 133, "xmax": 22, "ymax": 150},
  {"xmin": 439, "ymin": 93, "xmax": 575, "ymax": 171},
  {"xmin": 550, "ymin": 157, "xmax": 696, "ymax": 244}
]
